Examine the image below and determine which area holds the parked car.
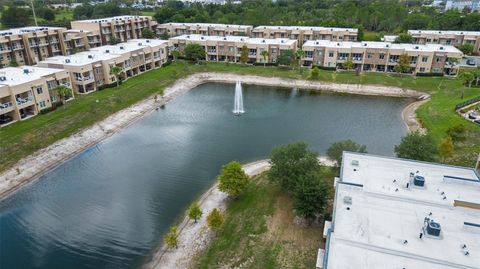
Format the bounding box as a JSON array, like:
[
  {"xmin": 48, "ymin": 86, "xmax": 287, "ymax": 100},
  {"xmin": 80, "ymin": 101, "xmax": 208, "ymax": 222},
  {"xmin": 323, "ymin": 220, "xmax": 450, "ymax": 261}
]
[
  {"xmin": 0, "ymin": 115, "xmax": 12, "ymax": 124},
  {"xmin": 468, "ymin": 112, "xmax": 478, "ymax": 119},
  {"xmin": 474, "ymin": 119, "xmax": 480, "ymax": 125},
  {"xmin": 466, "ymin": 59, "xmax": 477, "ymax": 66}
]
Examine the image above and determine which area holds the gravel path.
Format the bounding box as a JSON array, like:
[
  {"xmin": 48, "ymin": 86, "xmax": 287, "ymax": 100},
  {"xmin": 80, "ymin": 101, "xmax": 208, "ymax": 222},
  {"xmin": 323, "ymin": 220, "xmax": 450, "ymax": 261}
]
[{"xmin": 0, "ymin": 72, "xmax": 426, "ymax": 200}]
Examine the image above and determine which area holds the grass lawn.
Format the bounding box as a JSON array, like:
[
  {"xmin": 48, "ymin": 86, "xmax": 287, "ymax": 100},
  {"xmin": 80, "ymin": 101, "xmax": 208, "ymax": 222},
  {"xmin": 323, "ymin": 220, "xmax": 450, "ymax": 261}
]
[
  {"xmin": 0, "ymin": 61, "xmax": 479, "ymax": 172},
  {"xmin": 55, "ymin": 9, "xmax": 74, "ymax": 21},
  {"xmin": 192, "ymin": 173, "xmax": 327, "ymax": 269}
]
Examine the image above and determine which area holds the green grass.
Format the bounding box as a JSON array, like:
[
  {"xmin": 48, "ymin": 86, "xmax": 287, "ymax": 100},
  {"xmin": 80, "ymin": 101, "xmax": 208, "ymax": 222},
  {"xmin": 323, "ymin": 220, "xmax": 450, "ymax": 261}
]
[
  {"xmin": 0, "ymin": 61, "xmax": 479, "ymax": 172},
  {"xmin": 55, "ymin": 9, "xmax": 74, "ymax": 21},
  {"xmin": 192, "ymin": 173, "xmax": 325, "ymax": 269}
]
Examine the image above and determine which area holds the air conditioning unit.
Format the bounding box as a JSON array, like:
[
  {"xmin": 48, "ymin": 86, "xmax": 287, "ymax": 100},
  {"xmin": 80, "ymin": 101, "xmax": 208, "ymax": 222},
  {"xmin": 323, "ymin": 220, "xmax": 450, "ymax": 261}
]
[
  {"xmin": 65, "ymin": 59, "xmax": 71, "ymax": 63},
  {"xmin": 88, "ymin": 55, "xmax": 93, "ymax": 59},
  {"xmin": 0, "ymin": 76, "xmax": 6, "ymax": 81},
  {"xmin": 413, "ymin": 175, "xmax": 425, "ymax": 187}
]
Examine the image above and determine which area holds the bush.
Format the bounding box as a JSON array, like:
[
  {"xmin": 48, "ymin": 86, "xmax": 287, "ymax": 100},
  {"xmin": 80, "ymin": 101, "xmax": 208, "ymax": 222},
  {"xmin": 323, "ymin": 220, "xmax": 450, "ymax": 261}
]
[
  {"xmin": 39, "ymin": 102, "xmax": 63, "ymax": 114},
  {"xmin": 416, "ymin": 72, "xmax": 444, "ymax": 77},
  {"xmin": 206, "ymin": 208, "xmax": 224, "ymax": 231},
  {"xmin": 252, "ymin": 62, "xmax": 278, "ymax": 67},
  {"xmin": 312, "ymin": 65, "xmax": 336, "ymax": 71},
  {"xmin": 310, "ymin": 67, "xmax": 320, "ymax": 80},
  {"xmin": 163, "ymin": 226, "xmax": 179, "ymax": 249},
  {"xmin": 97, "ymin": 83, "xmax": 117, "ymax": 91},
  {"xmin": 446, "ymin": 124, "xmax": 467, "ymax": 142},
  {"xmin": 394, "ymin": 131, "xmax": 438, "ymax": 162}
]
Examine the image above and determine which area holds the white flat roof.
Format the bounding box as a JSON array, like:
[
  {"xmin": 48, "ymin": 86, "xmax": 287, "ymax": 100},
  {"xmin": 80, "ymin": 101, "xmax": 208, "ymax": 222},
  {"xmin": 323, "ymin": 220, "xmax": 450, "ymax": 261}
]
[
  {"xmin": 254, "ymin": 25, "xmax": 358, "ymax": 33},
  {"xmin": 0, "ymin": 26, "xmax": 64, "ymax": 37},
  {"xmin": 39, "ymin": 51, "xmax": 119, "ymax": 67},
  {"xmin": 325, "ymin": 152, "xmax": 480, "ymax": 269},
  {"xmin": 408, "ymin": 30, "xmax": 480, "ymax": 36},
  {"xmin": 303, "ymin": 40, "xmax": 463, "ymax": 53},
  {"xmin": 0, "ymin": 66, "xmax": 64, "ymax": 86},
  {"xmin": 160, "ymin": 22, "xmax": 251, "ymax": 29},
  {"xmin": 74, "ymin": 15, "xmax": 150, "ymax": 24},
  {"xmin": 171, "ymin": 34, "xmax": 296, "ymax": 46}
]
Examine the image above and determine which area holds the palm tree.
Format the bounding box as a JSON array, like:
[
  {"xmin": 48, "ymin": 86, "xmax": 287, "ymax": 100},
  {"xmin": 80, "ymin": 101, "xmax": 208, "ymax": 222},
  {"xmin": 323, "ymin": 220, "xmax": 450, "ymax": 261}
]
[
  {"xmin": 171, "ymin": 50, "xmax": 180, "ymax": 62},
  {"xmin": 260, "ymin": 50, "xmax": 269, "ymax": 67},
  {"xmin": 54, "ymin": 85, "xmax": 72, "ymax": 106},
  {"xmin": 295, "ymin": 49, "xmax": 305, "ymax": 69},
  {"xmin": 110, "ymin": 66, "xmax": 123, "ymax": 87}
]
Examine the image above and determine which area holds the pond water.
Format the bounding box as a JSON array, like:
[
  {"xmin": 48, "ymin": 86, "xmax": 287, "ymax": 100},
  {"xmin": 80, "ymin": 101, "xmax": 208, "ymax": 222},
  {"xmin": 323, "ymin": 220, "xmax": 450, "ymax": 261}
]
[{"xmin": 0, "ymin": 83, "xmax": 409, "ymax": 269}]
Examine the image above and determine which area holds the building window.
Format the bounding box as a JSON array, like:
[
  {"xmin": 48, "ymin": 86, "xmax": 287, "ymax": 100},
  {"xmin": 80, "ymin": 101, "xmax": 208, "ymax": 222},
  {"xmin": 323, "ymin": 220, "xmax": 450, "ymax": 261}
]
[
  {"xmin": 36, "ymin": 87, "xmax": 43, "ymax": 94},
  {"xmin": 328, "ymin": 51, "xmax": 334, "ymax": 57},
  {"xmin": 39, "ymin": 101, "xmax": 46, "ymax": 108},
  {"xmin": 422, "ymin": 56, "xmax": 428, "ymax": 62},
  {"xmin": 305, "ymin": 51, "xmax": 313, "ymax": 58},
  {"xmin": 367, "ymin": 53, "xmax": 373, "ymax": 59},
  {"xmin": 436, "ymin": 57, "xmax": 442, "ymax": 63},
  {"xmin": 379, "ymin": 53, "xmax": 385, "ymax": 60},
  {"xmin": 51, "ymin": 95, "xmax": 57, "ymax": 102},
  {"xmin": 271, "ymin": 48, "xmax": 277, "ymax": 54},
  {"xmin": 419, "ymin": 67, "xmax": 425, "ymax": 72},
  {"xmin": 317, "ymin": 50, "xmax": 322, "ymax": 56}
]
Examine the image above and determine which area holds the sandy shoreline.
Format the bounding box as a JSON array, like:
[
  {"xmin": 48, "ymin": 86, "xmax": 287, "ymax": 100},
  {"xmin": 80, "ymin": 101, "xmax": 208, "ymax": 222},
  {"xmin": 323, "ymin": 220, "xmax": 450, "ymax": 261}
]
[
  {"xmin": 145, "ymin": 156, "xmax": 335, "ymax": 269},
  {"xmin": 0, "ymin": 72, "xmax": 428, "ymax": 201}
]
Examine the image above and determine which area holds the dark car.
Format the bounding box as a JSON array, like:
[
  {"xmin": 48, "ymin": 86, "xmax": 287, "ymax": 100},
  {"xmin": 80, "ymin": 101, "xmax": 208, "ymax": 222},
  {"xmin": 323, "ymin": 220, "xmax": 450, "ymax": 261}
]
[
  {"xmin": 474, "ymin": 119, "xmax": 480, "ymax": 125},
  {"xmin": 0, "ymin": 115, "xmax": 12, "ymax": 124},
  {"xmin": 468, "ymin": 112, "xmax": 478, "ymax": 119},
  {"xmin": 466, "ymin": 59, "xmax": 477, "ymax": 66}
]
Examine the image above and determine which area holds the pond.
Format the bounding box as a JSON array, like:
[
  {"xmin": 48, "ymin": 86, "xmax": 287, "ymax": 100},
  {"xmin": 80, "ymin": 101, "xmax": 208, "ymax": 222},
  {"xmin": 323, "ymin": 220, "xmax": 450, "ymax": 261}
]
[{"xmin": 0, "ymin": 83, "xmax": 409, "ymax": 268}]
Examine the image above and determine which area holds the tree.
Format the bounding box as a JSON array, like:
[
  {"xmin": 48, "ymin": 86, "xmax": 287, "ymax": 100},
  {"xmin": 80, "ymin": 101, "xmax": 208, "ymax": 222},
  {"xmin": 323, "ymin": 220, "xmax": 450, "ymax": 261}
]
[
  {"xmin": 472, "ymin": 67, "xmax": 480, "ymax": 87},
  {"xmin": 54, "ymin": 85, "xmax": 72, "ymax": 105},
  {"xmin": 327, "ymin": 140, "xmax": 367, "ymax": 166},
  {"xmin": 446, "ymin": 124, "xmax": 466, "ymax": 142},
  {"xmin": 141, "ymin": 28, "xmax": 155, "ymax": 39},
  {"xmin": 171, "ymin": 50, "xmax": 180, "ymax": 61},
  {"xmin": 1, "ymin": 5, "xmax": 31, "ymax": 28},
  {"xmin": 42, "ymin": 8, "xmax": 56, "ymax": 21},
  {"xmin": 269, "ymin": 142, "xmax": 320, "ymax": 190},
  {"xmin": 109, "ymin": 36, "xmax": 121, "ymax": 45},
  {"xmin": 187, "ymin": 202, "xmax": 202, "ymax": 223},
  {"xmin": 110, "ymin": 66, "xmax": 123, "ymax": 87},
  {"xmin": 260, "ymin": 49, "xmax": 269, "ymax": 67},
  {"xmin": 240, "ymin": 45, "xmax": 249, "ymax": 64},
  {"xmin": 394, "ymin": 131, "xmax": 438, "ymax": 162},
  {"xmin": 394, "ymin": 33, "xmax": 414, "ymax": 44},
  {"xmin": 293, "ymin": 169, "xmax": 330, "ymax": 221},
  {"xmin": 184, "ymin": 43, "xmax": 206, "ymax": 63},
  {"xmin": 310, "ymin": 67, "xmax": 320, "ymax": 80},
  {"xmin": 206, "ymin": 208, "xmax": 224, "ymax": 231},
  {"xmin": 342, "ymin": 56, "xmax": 354, "ymax": 70},
  {"xmin": 457, "ymin": 43, "xmax": 474, "ymax": 55},
  {"xmin": 159, "ymin": 32, "xmax": 170, "ymax": 40},
  {"xmin": 277, "ymin": 49, "xmax": 295, "ymax": 66},
  {"xmin": 458, "ymin": 71, "xmax": 474, "ymax": 88},
  {"xmin": 295, "ymin": 49, "xmax": 305, "ymax": 69},
  {"xmin": 394, "ymin": 54, "xmax": 411, "ymax": 74},
  {"xmin": 217, "ymin": 161, "xmax": 249, "ymax": 198},
  {"xmin": 163, "ymin": 225, "xmax": 179, "ymax": 249},
  {"xmin": 439, "ymin": 136, "xmax": 454, "ymax": 161},
  {"xmin": 403, "ymin": 13, "xmax": 430, "ymax": 30}
]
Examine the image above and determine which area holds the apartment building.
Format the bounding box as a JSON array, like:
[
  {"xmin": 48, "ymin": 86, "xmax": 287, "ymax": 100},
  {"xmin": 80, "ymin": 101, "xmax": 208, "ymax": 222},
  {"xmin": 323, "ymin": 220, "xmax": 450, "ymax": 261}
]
[
  {"xmin": 157, "ymin": 23, "xmax": 253, "ymax": 37},
  {"xmin": 408, "ymin": 30, "xmax": 480, "ymax": 55},
  {"xmin": 38, "ymin": 39, "xmax": 169, "ymax": 94},
  {"xmin": 169, "ymin": 35, "xmax": 297, "ymax": 64},
  {"xmin": 63, "ymin": 30, "xmax": 102, "ymax": 54},
  {"xmin": 318, "ymin": 152, "xmax": 480, "ymax": 269},
  {"xmin": 0, "ymin": 26, "xmax": 70, "ymax": 67},
  {"xmin": 0, "ymin": 66, "xmax": 73, "ymax": 127},
  {"xmin": 445, "ymin": 0, "xmax": 480, "ymax": 11},
  {"xmin": 302, "ymin": 40, "xmax": 463, "ymax": 75},
  {"xmin": 252, "ymin": 26, "xmax": 358, "ymax": 45},
  {"xmin": 71, "ymin": 16, "xmax": 158, "ymax": 45}
]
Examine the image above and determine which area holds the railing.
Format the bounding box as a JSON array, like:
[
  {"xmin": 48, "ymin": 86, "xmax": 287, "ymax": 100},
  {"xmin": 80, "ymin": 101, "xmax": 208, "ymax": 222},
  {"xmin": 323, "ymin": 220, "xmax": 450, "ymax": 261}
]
[{"xmin": 0, "ymin": 101, "xmax": 13, "ymax": 111}]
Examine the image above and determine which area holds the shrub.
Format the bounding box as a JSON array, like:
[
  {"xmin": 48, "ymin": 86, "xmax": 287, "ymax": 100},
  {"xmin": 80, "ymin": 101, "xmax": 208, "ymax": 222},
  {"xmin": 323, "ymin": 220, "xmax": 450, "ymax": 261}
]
[
  {"xmin": 163, "ymin": 226, "xmax": 179, "ymax": 249},
  {"xmin": 207, "ymin": 208, "xmax": 224, "ymax": 231},
  {"xmin": 327, "ymin": 140, "xmax": 367, "ymax": 166},
  {"xmin": 310, "ymin": 67, "xmax": 320, "ymax": 80},
  {"xmin": 187, "ymin": 202, "xmax": 203, "ymax": 223}
]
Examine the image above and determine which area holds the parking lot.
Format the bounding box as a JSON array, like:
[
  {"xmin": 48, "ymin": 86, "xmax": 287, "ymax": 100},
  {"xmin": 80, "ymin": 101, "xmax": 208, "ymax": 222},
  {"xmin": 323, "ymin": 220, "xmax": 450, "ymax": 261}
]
[{"xmin": 460, "ymin": 56, "xmax": 480, "ymax": 68}]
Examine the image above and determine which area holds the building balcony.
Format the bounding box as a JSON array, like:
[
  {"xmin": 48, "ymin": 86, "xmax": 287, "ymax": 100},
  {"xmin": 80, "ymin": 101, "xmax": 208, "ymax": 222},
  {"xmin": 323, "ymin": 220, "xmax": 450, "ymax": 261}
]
[
  {"xmin": 15, "ymin": 95, "xmax": 34, "ymax": 107},
  {"xmin": 75, "ymin": 76, "xmax": 94, "ymax": 84},
  {"xmin": 0, "ymin": 101, "xmax": 13, "ymax": 113},
  {"xmin": 11, "ymin": 45, "xmax": 24, "ymax": 50}
]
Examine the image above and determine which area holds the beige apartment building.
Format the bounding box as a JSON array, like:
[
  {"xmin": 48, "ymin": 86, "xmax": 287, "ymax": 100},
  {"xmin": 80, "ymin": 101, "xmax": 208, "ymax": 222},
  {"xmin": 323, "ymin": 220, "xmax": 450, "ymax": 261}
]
[
  {"xmin": 0, "ymin": 66, "xmax": 73, "ymax": 127},
  {"xmin": 157, "ymin": 23, "xmax": 253, "ymax": 37},
  {"xmin": 408, "ymin": 30, "xmax": 480, "ymax": 55},
  {"xmin": 252, "ymin": 26, "xmax": 358, "ymax": 45},
  {"xmin": 169, "ymin": 35, "xmax": 297, "ymax": 64},
  {"xmin": 301, "ymin": 40, "xmax": 463, "ymax": 75},
  {"xmin": 71, "ymin": 16, "xmax": 158, "ymax": 45},
  {"xmin": 38, "ymin": 39, "xmax": 169, "ymax": 94},
  {"xmin": 0, "ymin": 26, "xmax": 72, "ymax": 67},
  {"xmin": 63, "ymin": 29, "xmax": 103, "ymax": 54}
]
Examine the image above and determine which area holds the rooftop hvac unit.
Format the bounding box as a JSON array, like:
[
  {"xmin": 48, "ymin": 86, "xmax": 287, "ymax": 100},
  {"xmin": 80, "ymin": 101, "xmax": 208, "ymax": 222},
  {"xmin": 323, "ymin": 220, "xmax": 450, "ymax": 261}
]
[
  {"xmin": 138, "ymin": 43, "xmax": 142, "ymax": 46},
  {"xmin": 351, "ymin": 160, "xmax": 359, "ymax": 166},
  {"xmin": 23, "ymin": 69, "xmax": 29, "ymax": 74},
  {"xmin": 440, "ymin": 46, "xmax": 444, "ymax": 50},
  {"xmin": 413, "ymin": 175, "xmax": 425, "ymax": 187},
  {"xmin": 120, "ymin": 46, "xmax": 125, "ymax": 50},
  {"xmin": 343, "ymin": 196, "xmax": 352, "ymax": 205},
  {"xmin": 88, "ymin": 55, "xmax": 93, "ymax": 59},
  {"xmin": 426, "ymin": 219, "xmax": 441, "ymax": 236},
  {"xmin": 65, "ymin": 59, "xmax": 71, "ymax": 63},
  {"xmin": 146, "ymin": 40, "xmax": 150, "ymax": 43},
  {"xmin": 0, "ymin": 76, "xmax": 6, "ymax": 81},
  {"xmin": 105, "ymin": 49, "xmax": 110, "ymax": 53},
  {"xmin": 415, "ymin": 46, "xmax": 419, "ymax": 49}
]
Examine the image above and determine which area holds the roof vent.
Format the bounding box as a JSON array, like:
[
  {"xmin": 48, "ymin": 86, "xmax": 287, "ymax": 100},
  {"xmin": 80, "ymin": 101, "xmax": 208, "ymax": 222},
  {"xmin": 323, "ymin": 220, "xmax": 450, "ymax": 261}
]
[
  {"xmin": 23, "ymin": 68, "xmax": 29, "ymax": 74},
  {"xmin": 440, "ymin": 46, "xmax": 444, "ymax": 50},
  {"xmin": 138, "ymin": 42, "xmax": 142, "ymax": 46},
  {"xmin": 424, "ymin": 218, "xmax": 441, "ymax": 237},
  {"xmin": 120, "ymin": 46, "xmax": 125, "ymax": 50},
  {"xmin": 413, "ymin": 175, "xmax": 425, "ymax": 187},
  {"xmin": 105, "ymin": 49, "xmax": 110, "ymax": 53},
  {"xmin": 146, "ymin": 40, "xmax": 150, "ymax": 43},
  {"xmin": 223, "ymin": 37, "xmax": 227, "ymax": 40},
  {"xmin": 415, "ymin": 46, "xmax": 419, "ymax": 49},
  {"xmin": 88, "ymin": 54, "xmax": 93, "ymax": 59},
  {"xmin": 0, "ymin": 76, "xmax": 6, "ymax": 81}
]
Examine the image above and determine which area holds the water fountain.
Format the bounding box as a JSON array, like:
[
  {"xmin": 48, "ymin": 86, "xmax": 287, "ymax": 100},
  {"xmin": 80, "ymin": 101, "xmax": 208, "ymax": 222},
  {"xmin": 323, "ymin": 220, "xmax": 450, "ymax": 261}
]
[{"xmin": 233, "ymin": 81, "xmax": 245, "ymax": 115}]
